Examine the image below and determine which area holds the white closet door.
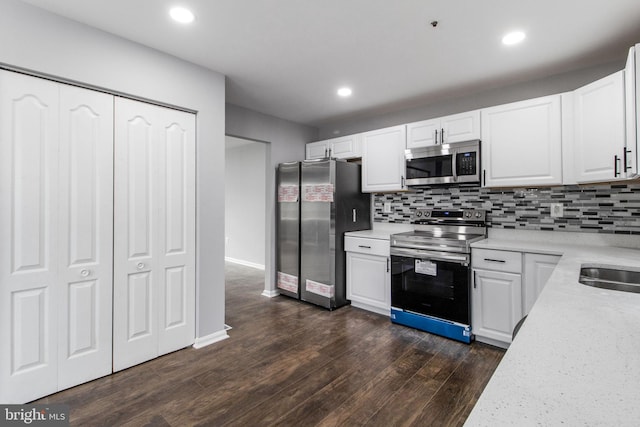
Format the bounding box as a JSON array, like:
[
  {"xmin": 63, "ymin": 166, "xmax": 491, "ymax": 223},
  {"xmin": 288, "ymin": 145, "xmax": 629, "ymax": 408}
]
[
  {"xmin": 113, "ymin": 98, "xmax": 195, "ymax": 371},
  {"xmin": 0, "ymin": 71, "xmax": 60, "ymax": 403},
  {"xmin": 57, "ymin": 85, "xmax": 114, "ymax": 389},
  {"xmin": 156, "ymin": 108, "xmax": 196, "ymax": 356}
]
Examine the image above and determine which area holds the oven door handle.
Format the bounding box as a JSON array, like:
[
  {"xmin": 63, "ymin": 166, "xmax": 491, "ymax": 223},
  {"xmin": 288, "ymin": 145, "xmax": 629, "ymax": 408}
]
[{"xmin": 390, "ymin": 247, "xmax": 469, "ymax": 265}]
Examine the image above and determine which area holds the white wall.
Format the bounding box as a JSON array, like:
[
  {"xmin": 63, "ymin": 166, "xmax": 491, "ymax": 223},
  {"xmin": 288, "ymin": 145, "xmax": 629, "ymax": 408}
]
[
  {"xmin": 225, "ymin": 137, "xmax": 266, "ymax": 269},
  {"xmin": 225, "ymin": 104, "xmax": 318, "ymax": 296},
  {"xmin": 0, "ymin": 0, "xmax": 226, "ymax": 340}
]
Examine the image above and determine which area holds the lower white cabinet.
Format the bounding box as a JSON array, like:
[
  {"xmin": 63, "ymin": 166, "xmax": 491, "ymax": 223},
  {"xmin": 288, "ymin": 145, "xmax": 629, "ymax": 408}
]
[
  {"xmin": 472, "ymin": 270, "xmax": 522, "ymax": 347},
  {"xmin": 345, "ymin": 236, "xmax": 390, "ymax": 315},
  {"xmin": 472, "ymin": 248, "xmax": 560, "ymax": 348},
  {"xmin": 523, "ymin": 253, "xmax": 561, "ymax": 315}
]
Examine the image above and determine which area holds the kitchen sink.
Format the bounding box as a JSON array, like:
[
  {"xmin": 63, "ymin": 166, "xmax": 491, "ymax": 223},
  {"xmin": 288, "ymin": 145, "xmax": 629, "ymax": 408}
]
[{"xmin": 579, "ymin": 264, "xmax": 640, "ymax": 294}]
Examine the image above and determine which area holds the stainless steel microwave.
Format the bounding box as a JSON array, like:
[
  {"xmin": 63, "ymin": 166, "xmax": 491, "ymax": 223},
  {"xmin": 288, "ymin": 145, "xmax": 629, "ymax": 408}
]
[{"xmin": 405, "ymin": 139, "xmax": 481, "ymax": 186}]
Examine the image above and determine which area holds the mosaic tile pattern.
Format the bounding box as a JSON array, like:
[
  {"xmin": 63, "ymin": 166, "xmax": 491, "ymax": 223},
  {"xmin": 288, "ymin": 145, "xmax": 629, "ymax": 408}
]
[{"xmin": 374, "ymin": 183, "xmax": 640, "ymax": 234}]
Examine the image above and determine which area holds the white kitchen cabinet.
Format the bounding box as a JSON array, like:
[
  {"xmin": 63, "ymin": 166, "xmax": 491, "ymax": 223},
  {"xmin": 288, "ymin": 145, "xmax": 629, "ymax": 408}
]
[
  {"xmin": 472, "ymin": 248, "xmax": 523, "ymax": 348},
  {"xmin": 472, "ymin": 269, "xmax": 522, "ymax": 348},
  {"xmin": 113, "ymin": 98, "xmax": 196, "ymax": 372},
  {"xmin": 522, "ymin": 253, "xmax": 561, "ymax": 315},
  {"xmin": 572, "ymin": 71, "xmax": 627, "ymax": 183},
  {"xmin": 625, "ymin": 45, "xmax": 638, "ymax": 177},
  {"xmin": 361, "ymin": 125, "xmax": 406, "ymax": 192},
  {"xmin": 481, "ymin": 95, "xmax": 563, "ymax": 187},
  {"xmin": 0, "ymin": 71, "xmax": 114, "ymax": 403},
  {"xmin": 306, "ymin": 134, "xmax": 362, "ymax": 159},
  {"xmin": 345, "ymin": 236, "xmax": 390, "ymax": 316},
  {"xmin": 406, "ymin": 110, "xmax": 480, "ymax": 148}
]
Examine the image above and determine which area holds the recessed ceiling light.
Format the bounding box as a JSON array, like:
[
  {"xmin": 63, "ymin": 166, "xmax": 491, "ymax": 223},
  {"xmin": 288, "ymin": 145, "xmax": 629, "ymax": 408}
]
[
  {"xmin": 337, "ymin": 87, "xmax": 352, "ymax": 97},
  {"xmin": 502, "ymin": 31, "xmax": 526, "ymax": 45},
  {"xmin": 170, "ymin": 7, "xmax": 195, "ymax": 24}
]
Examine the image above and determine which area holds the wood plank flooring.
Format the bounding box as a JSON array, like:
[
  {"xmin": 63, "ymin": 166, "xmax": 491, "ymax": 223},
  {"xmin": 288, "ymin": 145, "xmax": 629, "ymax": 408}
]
[{"xmin": 35, "ymin": 263, "xmax": 505, "ymax": 426}]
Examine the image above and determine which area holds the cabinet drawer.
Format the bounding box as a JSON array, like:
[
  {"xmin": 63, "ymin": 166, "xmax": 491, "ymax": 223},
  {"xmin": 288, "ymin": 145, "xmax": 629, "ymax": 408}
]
[
  {"xmin": 345, "ymin": 236, "xmax": 390, "ymax": 257},
  {"xmin": 472, "ymin": 248, "xmax": 522, "ymax": 273}
]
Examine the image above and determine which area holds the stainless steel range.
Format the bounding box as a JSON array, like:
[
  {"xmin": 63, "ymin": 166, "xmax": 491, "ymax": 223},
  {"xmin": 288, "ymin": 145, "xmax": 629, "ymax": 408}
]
[{"xmin": 390, "ymin": 209, "xmax": 487, "ymax": 343}]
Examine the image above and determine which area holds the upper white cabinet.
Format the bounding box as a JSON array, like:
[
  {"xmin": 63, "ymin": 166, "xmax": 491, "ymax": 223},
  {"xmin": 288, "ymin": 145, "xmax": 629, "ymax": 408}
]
[
  {"xmin": 572, "ymin": 71, "xmax": 627, "ymax": 183},
  {"xmin": 625, "ymin": 45, "xmax": 639, "ymax": 177},
  {"xmin": 407, "ymin": 110, "xmax": 480, "ymax": 148},
  {"xmin": 481, "ymin": 95, "xmax": 563, "ymax": 187},
  {"xmin": 306, "ymin": 134, "xmax": 362, "ymax": 159},
  {"xmin": 361, "ymin": 125, "xmax": 407, "ymax": 192}
]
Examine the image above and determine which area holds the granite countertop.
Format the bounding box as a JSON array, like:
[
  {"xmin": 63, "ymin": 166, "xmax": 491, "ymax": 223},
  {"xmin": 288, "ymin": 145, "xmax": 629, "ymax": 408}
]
[{"xmin": 465, "ymin": 240, "xmax": 640, "ymax": 426}]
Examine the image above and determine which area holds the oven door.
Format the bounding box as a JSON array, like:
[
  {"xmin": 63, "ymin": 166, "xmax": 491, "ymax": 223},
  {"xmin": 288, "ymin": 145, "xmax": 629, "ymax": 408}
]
[{"xmin": 391, "ymin": 252, "xmax": 470, "ymax": 325}]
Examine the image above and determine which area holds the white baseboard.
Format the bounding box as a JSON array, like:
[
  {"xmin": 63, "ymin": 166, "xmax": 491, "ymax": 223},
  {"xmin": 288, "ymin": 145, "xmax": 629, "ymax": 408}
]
[
  {"xmin": 261, "ymin": 288, "xmax": 279, "ymax": 298},
  {"xmin": 225, "ymin": 257, "xmax": 265, "ymax": 270},
  {"xmin": 192, "ymin": 329, "xmax": 230, "ymax": 349}
]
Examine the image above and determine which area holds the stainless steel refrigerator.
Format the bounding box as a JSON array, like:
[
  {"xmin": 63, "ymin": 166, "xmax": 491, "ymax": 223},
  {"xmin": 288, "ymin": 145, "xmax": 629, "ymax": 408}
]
[{"xmin": 276, "ymin": 159, "xmax": 371, "ymax": 309}]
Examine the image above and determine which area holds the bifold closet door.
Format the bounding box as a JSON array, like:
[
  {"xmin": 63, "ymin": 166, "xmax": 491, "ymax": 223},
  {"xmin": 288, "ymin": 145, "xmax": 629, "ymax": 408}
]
[
  {"xmin": 0, "ymin": 71, "xmax": 114, "ymax": 403},
  {"xmin": 113, "ymin": 98, "xmax": 196, "ymax": 372},
  {"xmin": 57, "ymin": 85, "xmax": 114, "ymax": 390}
]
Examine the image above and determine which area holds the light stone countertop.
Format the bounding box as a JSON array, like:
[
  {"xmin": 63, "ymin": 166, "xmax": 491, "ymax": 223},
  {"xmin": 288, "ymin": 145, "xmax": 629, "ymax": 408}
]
[
  {"xmin": 345, "ymin": 222, "xmax": 413, "ymax": 240},
  {"xmin": 465, "ymin": 236, "xmax": 640, "ymax": 426}
]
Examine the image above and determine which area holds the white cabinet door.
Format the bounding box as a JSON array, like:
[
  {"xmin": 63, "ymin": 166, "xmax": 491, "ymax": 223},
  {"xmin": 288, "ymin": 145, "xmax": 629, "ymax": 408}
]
[
  {"xmin": 113, "ymin": 98, "xmax": 195, "ymax": 371},
  {"xmin": 406, "ymin": 118, "xmax": 439, "ymax": 148},
  {"xmin": 306, "ymin": 134, "xmax": 362, "ymax": 159},
  {"xmin": 573, "ymin": 71, "xmax": 626, "ymax": 183},
  {"xmin": 346, "ymin": 252, "xmax": 390, "ymax": 315},
  {"xmin": 441, "ymin": 110, "xmax": 481, "ymax": 144},
  {"xmin": 57, "ymin": 85, "xmax": 114, "ymax": 390},
  {"xmin": 472, "ymin": 269, "xmax": 522, "ymax": 346},
  {"xmin": 625, "ymin": 46, "xmax": 638, "ymax": 176},
  {"xmin": 522, "ymin": 253, "xmax": 560, "ymax": 316},
  {"xmin": 306, "ymin": 141, "xmax": 329, "ymax": 159},
  {"xmin": 330, "ymin": 134, "xmax": 361, "ymax": 159},
  {"xmin": 0, "ymin": 71, "xmax": 60, "ymax": 403},
  {"xmin": 361, "ymin": 125, "xmax": 406, "ymax": 192},
  {"xmin": 481, "ymin": 95, "xmax": 562, "ymax": 187},
  {"xmin": 406, "ymin": 111, "xmax": 480, "ymax": 148}
]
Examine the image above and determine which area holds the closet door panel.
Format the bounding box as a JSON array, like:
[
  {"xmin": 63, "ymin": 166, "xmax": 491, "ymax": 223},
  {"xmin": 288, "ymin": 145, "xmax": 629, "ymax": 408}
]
[
  {"xmin": 57, "ymin": 85, "xmax": 113, "ymax": 389},
  {"xmin": 0, "ymin": 71, "xmax": 60, "ymax": 403},
  {"xmin": 158, "ymin": 110, "xmax": 195, "ymax": 355},
  {"xmin": 113, "ymin": 98, "xmax": 159, "ymax": 371}
]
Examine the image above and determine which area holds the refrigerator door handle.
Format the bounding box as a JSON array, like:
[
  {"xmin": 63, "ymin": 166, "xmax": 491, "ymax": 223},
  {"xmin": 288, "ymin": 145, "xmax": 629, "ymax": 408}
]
[{"xmin": 352, "ymin": 208, "xmax": 357, "ymax": 222}]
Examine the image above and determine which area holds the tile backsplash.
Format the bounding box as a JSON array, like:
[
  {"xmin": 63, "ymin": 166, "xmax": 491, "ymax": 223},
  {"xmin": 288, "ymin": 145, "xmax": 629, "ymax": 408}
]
[{"xmin": 374, "ymin": 183, "xmax": 640, "ymax": 234}]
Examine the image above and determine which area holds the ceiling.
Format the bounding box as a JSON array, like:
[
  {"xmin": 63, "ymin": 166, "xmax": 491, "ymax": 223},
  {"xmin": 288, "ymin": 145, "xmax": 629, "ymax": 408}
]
[{"xmin": 19, "ymin": 0, "xmax": 640, "ymax": 127}]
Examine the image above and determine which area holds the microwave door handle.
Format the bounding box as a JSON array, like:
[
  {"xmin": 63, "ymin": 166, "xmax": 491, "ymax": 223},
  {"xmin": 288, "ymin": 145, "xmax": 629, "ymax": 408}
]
[{"xmin": 452, "ymin": 149, "xmax": 458, "ymax": 181}]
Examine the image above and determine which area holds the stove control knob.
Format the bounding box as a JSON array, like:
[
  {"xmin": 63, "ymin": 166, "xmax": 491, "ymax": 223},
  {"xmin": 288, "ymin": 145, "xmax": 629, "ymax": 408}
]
[
  {"xmin": 416, "ymin": 211, "xmax": 422, "ymax": 217},
  {"xmin": 475, "ymin": 212, "xmax": 482, "ymax": 218},
  {"xmin": 465, "ymin": 212, "xmax": 472, "ymax": 218},
  {"xmin": 424, "ymin": 211, "xmax": 430, "ymax": 217}
]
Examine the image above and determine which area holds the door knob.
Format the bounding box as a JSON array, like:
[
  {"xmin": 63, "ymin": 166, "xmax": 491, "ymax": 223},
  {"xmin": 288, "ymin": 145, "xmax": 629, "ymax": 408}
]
[
  {"xmin": 80, "ymin": 269, "xmax": 90, "ymax": 277},
  {"xmin": 136, "ymin": 262, "xmax": 145, "ymax": 270}
]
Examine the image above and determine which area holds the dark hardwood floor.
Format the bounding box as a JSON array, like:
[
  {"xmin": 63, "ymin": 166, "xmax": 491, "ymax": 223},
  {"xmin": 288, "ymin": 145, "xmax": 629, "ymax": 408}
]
[{"xmin": 36, "ymin": 263, "xmax": 505, "ymax": 426}]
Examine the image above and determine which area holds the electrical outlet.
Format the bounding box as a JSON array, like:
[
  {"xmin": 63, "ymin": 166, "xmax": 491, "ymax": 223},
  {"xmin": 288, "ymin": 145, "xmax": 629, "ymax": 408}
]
[
  {"xmin": 383, "ymin": 202, "xmax": 392, "ymax": 213},
  {"xmin": 550, "ymin": 203, "xmax": 563, "ymax": 218}
]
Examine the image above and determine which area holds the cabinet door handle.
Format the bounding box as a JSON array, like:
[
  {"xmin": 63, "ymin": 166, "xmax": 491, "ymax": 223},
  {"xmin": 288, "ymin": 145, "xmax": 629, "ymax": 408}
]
[
  {"xmin": 484, "ymin": 258, "xmax": 506, "ymax": 263},
  {"xmin": 483, "ymin": 169, "xmax": 486, "ymax": 186},
  {"xmin": 441, "ymin": 128, "xmax": 445, "ymax": 144},
  {"xmin": 624, "ymin": 149, "xmax": 632, "ymax": 172},
  {"xmin": 328, "ymin": 148, "xmax": 332, "ymax": 158},
  {"xmin": 358, "ymin": 245, "xmax": 371, "ymax": 249},
  {"xmin": 387, "ymin": 257, "xmax": 390, "ymax": 272},
  {"xmin": 614, "ymin": 155, "xmax": 621, "ymax": 177},
  {"xmin": 401, "ymin": 175, "xmax": 405, "ymax": 188},
  {"xmin": 434, "ymin": 129, "xmax": 439, "ymax": 144}
]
